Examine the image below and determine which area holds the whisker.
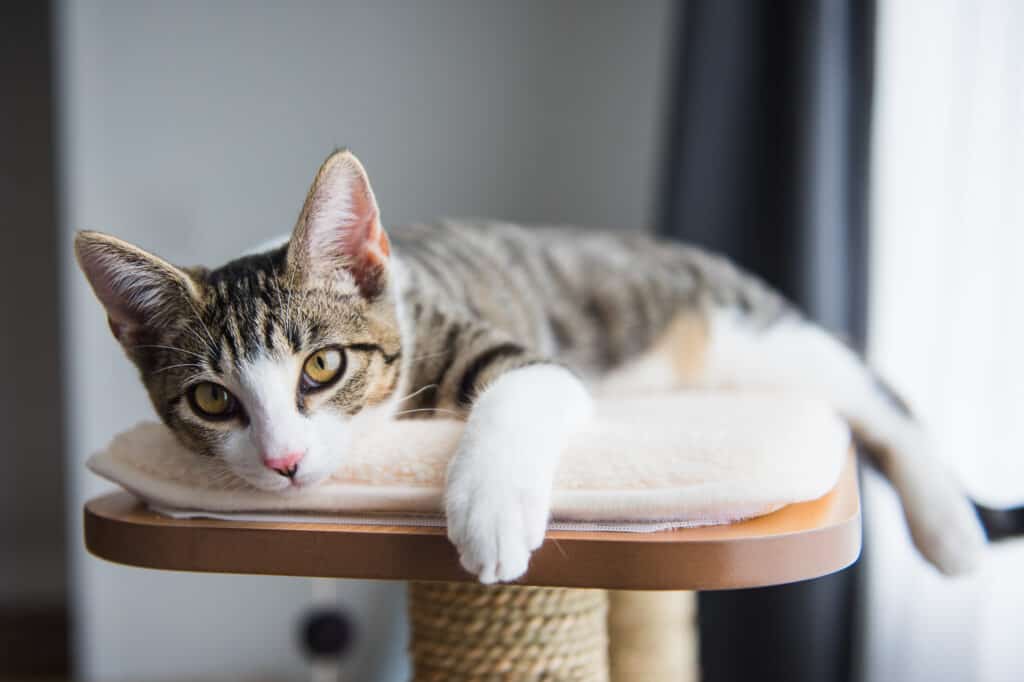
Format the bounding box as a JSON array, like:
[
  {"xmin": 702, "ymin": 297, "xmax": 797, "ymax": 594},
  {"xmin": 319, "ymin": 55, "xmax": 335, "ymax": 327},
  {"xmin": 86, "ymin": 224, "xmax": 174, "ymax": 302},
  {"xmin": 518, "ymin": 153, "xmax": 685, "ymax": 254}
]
[
  {"xmin": 180, "ymin": 323, "xmax": 216, "ymax": 352},
  {"xmin": 183, "ymin": 296, "xmax": 218, "ymax": 350},
  {"xmin": 154, "ymin": 362, "xmax": 206, "ymax": 374},
  {"xmin": 169, "ymin": 320, "xmax": 220, "ymax": 360},
  {"xmin": 132, "ymin": 344, "xmax": 207, "ymax": 360},
  {"xmin": 393, "ymin": 383, "xmax": 438, "ymax": 404},
  {"xmin": 392, "ymin": 407, "xmax": 463, "ymax": 419}
]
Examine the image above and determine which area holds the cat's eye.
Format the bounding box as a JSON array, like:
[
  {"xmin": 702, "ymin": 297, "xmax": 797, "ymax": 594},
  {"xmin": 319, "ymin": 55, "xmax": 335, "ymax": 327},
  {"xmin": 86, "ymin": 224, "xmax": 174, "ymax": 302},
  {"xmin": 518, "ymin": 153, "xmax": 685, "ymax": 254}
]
[
  {"xmin": 302, "ymin": 348, "xmax": 345, "ymax": 389},
  {"xmin": 188, "ymin": 382, "xmax": 237, "ymax": 419}
]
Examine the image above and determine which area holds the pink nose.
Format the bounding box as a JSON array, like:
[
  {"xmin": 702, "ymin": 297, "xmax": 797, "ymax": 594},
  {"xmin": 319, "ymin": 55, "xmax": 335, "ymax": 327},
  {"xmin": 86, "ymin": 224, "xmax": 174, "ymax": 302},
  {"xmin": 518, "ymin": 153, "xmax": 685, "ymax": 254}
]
[{"xmin": 263, "ymin": 451, "xmax": 304, "ymax": 478}]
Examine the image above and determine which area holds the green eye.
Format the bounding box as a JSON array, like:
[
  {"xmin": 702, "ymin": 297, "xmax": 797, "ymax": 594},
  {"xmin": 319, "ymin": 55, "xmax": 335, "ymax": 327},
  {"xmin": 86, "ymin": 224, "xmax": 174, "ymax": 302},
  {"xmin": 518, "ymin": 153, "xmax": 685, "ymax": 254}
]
[
  {"xmin": 303, "ymin": 348, "xmax": 345, "ymax": 387},
  {"xmin": 189, "ymin": 382, "xmax": 237, "ymax": 419}
]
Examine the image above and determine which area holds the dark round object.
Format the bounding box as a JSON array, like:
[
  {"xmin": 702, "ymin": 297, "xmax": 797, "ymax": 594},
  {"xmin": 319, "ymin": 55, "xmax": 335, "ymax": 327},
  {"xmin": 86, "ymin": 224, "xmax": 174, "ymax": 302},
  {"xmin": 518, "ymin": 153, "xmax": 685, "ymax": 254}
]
[{"xmin": 300, "ymin": 608, "xmax": 356, "ymax": 659}]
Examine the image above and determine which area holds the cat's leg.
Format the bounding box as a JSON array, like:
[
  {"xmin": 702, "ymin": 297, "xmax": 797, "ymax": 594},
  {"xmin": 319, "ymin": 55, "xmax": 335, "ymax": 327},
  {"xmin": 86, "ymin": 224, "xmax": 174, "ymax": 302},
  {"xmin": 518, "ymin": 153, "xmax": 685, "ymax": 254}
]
[
  {"xmin": 445, "ymin": 359, "xmax": 592, "ymax": 584},
  {"xmin": 699, "ymin": 307, "xmax": 986, "ymax": 574}
]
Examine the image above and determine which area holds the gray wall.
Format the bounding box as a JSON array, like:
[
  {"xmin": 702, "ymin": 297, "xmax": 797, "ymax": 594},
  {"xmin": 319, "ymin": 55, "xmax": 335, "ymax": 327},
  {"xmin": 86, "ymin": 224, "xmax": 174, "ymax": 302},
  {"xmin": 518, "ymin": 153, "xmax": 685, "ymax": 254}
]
[{"xmin": 58, "ymin": 1, "xmax": 674, "ymax": 679}]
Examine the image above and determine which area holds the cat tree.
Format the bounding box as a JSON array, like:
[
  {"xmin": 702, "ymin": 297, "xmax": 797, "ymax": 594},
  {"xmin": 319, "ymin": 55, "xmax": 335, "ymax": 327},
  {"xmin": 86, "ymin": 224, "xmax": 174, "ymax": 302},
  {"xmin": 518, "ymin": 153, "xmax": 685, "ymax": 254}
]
[{"xmin": 84, "ymin": 453, "xmax": 860, "ymax": 681}]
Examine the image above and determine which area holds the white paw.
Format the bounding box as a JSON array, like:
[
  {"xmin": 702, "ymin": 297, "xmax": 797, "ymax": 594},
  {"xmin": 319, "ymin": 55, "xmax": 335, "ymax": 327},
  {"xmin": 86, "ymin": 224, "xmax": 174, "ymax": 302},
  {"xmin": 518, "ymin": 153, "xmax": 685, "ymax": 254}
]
[
  {"xmin": 444, "ymin": 461, "xmax": 551, "ymax": 584},
  {"xmin": 441, "ymin": 364, "xmax": 588, "ymax": 583}
]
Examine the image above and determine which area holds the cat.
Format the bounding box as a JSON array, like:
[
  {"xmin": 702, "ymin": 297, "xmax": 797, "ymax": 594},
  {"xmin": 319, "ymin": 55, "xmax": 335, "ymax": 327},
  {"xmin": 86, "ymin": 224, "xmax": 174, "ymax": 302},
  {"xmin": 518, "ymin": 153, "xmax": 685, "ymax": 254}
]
[{"xmin": 75, "ymin": 149, "xmax": 986, "ymax": 583}]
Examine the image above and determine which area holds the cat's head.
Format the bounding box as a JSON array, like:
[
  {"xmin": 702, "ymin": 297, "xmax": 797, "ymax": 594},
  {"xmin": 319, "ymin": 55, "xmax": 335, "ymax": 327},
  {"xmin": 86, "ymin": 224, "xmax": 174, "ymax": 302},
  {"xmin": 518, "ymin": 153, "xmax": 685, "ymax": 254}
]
[{"xmin": 75, "ymin": 150, "xmax": 403, "ymax": 491}]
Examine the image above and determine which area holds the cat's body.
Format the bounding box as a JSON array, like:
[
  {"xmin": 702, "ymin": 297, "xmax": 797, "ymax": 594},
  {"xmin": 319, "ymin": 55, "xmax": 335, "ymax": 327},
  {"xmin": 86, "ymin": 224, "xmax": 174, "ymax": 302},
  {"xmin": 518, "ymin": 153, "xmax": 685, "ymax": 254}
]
[
  {"xmin": 75, "ymin": 150, "xmax": 986, "ymax": 583},
  {"xmin": 385, "ymin": 222, "xmax": 777, "ymax": 412}
]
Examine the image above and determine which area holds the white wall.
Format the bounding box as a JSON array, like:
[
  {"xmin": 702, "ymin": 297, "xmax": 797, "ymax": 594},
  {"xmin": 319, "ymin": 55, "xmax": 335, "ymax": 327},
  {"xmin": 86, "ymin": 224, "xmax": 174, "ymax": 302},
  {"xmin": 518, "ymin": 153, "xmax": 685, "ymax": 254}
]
[
  {"xmin": 57, "ymin": 1, "xmax": 674, "ymax": 679},
  {"xmin": 866, "ymin": 1, "xmax": 1024, "ymax": 680}
]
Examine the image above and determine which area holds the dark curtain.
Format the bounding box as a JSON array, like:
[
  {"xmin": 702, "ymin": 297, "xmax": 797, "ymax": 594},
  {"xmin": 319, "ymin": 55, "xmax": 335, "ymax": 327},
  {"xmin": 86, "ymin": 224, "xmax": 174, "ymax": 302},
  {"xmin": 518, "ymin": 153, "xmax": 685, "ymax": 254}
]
[{"xmin": 656, "ymin": 1, "xmax": 875, "ymax": 681}]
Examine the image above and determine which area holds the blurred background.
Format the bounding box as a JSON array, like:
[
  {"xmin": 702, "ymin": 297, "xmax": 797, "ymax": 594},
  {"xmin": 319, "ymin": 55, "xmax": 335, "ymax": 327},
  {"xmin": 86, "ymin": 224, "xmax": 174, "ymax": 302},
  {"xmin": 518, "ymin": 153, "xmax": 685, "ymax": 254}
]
[{"xmin": 1, "ymin": 0, "xmax": 1021, "ymax": 680}]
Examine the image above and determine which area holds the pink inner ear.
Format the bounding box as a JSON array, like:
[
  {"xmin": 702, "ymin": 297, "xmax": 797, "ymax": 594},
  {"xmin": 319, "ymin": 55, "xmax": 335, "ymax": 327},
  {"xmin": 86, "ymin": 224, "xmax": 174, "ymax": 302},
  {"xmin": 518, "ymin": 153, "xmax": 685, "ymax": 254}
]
[
  {"xmin": 340, "ymin": 212, "xmax": 390, "ymax": 299},
  {"xmin": 338, "ymin": 182, "xmax": 389, "ymax": 263},
  {"xmin": 308, "ymin": 156, "xmax": 390, "ymax": 297}
]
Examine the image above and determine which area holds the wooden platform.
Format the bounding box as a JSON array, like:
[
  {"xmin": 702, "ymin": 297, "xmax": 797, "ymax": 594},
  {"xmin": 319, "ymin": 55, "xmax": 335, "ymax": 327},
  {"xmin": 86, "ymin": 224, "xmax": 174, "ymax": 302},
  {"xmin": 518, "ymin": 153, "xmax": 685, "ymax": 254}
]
[{"xmin": 84, "ymin": 453, "xmax": 861, "ymax": 590}]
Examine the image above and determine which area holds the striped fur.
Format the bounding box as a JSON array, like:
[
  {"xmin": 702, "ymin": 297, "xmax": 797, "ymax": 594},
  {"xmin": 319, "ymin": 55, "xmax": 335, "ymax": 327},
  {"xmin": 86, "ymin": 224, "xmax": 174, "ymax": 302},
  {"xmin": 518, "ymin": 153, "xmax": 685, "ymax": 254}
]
[
  {"xmin": 75, "ymin": 149, "xmax": 985, "ymax": 580},
  {"xmin": 388, "ymin": 221, "xmax": 790, "ymax": 409}
]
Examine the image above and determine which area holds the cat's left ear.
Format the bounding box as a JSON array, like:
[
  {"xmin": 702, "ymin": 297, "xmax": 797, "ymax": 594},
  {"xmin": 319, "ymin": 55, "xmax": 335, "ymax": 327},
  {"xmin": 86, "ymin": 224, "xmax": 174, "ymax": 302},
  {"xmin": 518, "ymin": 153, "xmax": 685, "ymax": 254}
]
[{"xmin": 289, "ymin": 149, "xmax": 391, "ymax": 298}]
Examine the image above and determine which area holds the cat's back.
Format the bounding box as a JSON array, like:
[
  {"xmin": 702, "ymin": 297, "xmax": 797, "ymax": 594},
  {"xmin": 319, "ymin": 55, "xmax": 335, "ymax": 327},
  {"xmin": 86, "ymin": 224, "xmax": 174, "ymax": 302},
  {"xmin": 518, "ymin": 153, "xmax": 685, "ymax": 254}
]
[
  {"xmin": 389, "ymin": 220, "xmax": 788, "ymax": 372},
  {"xmin": 389, "ymin": 219, "xmax": 766, "ymax": 303},
  {"xmin": 390, "ymin": 219, "xmax": 672, "ymax": 280}
]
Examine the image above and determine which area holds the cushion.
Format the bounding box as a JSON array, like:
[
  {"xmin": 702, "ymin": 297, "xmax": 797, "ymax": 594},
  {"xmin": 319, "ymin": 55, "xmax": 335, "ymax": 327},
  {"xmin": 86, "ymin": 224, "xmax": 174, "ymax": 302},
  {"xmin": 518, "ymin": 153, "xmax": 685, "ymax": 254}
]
[{"xmin": 88, "ymin": 390, "xmax": 849, "ymax": 529}]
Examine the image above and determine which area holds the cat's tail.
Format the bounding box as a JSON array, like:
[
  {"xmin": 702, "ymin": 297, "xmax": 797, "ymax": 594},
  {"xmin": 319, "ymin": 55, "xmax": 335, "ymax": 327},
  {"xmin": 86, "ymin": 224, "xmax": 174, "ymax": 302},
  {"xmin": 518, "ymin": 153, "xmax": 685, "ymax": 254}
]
[{"xmin": 702, "ymin": 307, "xmax": 987, "ymax": 575}]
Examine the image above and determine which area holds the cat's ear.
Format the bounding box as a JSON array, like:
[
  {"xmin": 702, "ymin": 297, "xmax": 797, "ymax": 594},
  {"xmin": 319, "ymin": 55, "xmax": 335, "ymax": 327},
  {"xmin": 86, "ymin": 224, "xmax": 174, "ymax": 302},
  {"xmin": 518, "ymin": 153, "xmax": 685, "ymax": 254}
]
[
  {"xmin": 74, "ymin": 231, "xmax": 202, "ymax": 344},
  {"xmin": 288, "ymin": 149, "xmax": 391, "ymax": 298}
]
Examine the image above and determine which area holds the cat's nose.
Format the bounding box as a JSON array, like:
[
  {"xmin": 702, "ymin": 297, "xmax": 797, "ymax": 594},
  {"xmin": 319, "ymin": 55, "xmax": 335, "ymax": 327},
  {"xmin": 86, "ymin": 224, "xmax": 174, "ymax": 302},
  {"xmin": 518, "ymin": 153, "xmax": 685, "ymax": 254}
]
[{"xmin": 264, "ymin": 451, "xmax": 305, "ymax": 478}]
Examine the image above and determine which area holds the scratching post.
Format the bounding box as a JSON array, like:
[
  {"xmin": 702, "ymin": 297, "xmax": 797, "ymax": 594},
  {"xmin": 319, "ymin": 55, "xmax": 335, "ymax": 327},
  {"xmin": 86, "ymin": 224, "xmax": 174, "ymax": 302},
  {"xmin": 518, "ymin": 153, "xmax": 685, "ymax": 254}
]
[
  {"xmin": 408, "ymin": 582, "xmax": 609, "ymax": 681},
  {"xmin": 608, "ymin": 590, "xmax": 698, "ymax": 682}
]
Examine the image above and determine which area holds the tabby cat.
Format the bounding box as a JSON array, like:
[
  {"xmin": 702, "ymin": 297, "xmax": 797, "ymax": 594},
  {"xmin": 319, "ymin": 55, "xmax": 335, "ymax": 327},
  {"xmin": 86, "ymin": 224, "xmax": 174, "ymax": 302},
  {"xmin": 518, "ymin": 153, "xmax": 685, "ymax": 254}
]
[{"xmin": 75, "ymin": 150, "xmax": 985, "ymax": 583}]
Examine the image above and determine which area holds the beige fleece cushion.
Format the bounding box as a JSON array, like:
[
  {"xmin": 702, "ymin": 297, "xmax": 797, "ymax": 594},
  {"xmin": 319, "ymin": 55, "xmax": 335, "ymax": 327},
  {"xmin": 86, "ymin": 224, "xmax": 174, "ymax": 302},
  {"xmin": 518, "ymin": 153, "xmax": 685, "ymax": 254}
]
[{"xmin": 88, "ymin": 390, "xmax": 849, "ymax": 526}]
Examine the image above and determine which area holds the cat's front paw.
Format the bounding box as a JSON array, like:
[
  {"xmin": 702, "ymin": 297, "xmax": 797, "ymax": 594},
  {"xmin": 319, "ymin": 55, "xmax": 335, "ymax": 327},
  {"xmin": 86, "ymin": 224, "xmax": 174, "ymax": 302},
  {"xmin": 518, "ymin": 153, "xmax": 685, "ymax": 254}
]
[{"xmin": 444, "ymin": 463, "xmax": 550, "ymax": 584}]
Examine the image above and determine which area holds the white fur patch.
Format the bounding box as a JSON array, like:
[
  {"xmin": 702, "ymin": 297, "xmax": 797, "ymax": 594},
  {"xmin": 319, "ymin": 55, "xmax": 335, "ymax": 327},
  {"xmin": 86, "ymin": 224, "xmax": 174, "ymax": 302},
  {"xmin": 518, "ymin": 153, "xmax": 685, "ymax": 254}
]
[
  {"xmin": 596, "ymin": 350, "xmax": 679, "ymax": 396},
  {"xmin": 217, "ymin": 356, "xmax": 352, "ymax": 491},
  {"xmin": 444, "ymin": 364, "xmax": 593, "ymax": 583},
  {"xmin": 702, "ymin": 308, "xmax": 986, "ymax": 575}
]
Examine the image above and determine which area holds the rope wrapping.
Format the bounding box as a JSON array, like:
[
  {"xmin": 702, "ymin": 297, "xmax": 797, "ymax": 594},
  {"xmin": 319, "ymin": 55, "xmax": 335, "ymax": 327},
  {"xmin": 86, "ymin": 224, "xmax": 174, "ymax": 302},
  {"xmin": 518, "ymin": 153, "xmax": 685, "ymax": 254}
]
[{"xmin": 409, "ymin": 582, "xmax": 609, "ymax": 681}]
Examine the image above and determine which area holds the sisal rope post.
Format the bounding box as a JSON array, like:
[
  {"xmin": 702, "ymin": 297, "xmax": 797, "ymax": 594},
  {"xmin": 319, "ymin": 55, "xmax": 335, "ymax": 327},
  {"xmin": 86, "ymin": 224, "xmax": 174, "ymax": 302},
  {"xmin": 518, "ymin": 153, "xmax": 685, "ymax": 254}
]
[
  {"xmin": 408, "ymin": 582, "xmax": 609, "ymax": 681},
  {"xmin": 607, "ymin": 590, "xmax": 699, "ymax": 682}
]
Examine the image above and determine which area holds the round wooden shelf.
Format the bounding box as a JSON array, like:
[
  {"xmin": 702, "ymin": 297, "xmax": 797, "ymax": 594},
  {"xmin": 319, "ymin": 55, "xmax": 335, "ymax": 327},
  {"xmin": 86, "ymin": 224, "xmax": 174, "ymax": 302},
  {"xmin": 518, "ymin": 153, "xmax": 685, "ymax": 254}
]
[{"xmin": 84, "ymin": 453, "xmax": 860, "ymax": 591}]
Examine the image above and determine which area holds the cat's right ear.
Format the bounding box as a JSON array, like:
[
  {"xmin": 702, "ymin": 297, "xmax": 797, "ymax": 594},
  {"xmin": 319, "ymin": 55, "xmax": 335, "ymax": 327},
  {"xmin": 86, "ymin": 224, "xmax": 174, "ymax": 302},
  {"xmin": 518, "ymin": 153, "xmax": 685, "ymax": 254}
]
[{"xmin": 74, "ymin": 231, "xmax": 202, "ymax": 344}]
